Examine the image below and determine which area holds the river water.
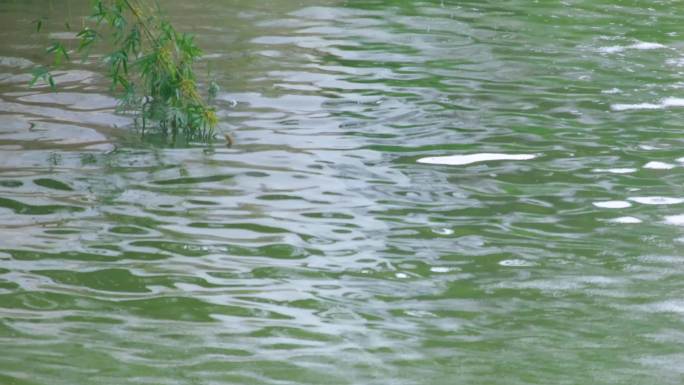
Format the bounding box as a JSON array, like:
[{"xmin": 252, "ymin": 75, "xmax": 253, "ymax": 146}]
[{"xmin": 2, "ymin": 1, "xmax": 684, "ymax": 384}]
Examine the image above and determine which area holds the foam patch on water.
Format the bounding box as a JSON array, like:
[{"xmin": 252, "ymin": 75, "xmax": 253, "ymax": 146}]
[
  {"xmin": 592, "ymin": 168, "xmax": 637, "ymax": 174},
  {"xmin": 601, "ymin": 88, "xmax": 622, "ymax": 94},
  {"xmin": 662, "ymin": 97, "xmax": 684, "ymax": 107},
  {"xmin": 639, "ymin": 300, "xmax": 684, "ymax": 314},
  {"xmin": 612, "ymin": 103, "xmax": 661, "ymax": 111},
  {"xmin": 629, "ymin": 197, "xmax": 684, "ymax": 205},
  {"xmin": 664, "ymin": 215, "xmax": 684, "ymax": 226},
  {"xmin": 598, "ymin": 46, "xmax": 625, "ymax": 54},
  {"xmin": 395, "ymin": 272, "xmax": 408, "ymax": 279},
  {"xmin": 432, "ymin": 228, "xmax": 454, "ymax": 235},
  {"xmin": 417, "ymin": 153, "xmax": 536, "ymax": 166},
  {"xmin": 499, "ymin": 259, "xmax": 534, "ymax": 267},
  {"xmin": 631, "ymin": 42, "xmax": 668, "ymax": 50},
  {"xmin": 608, "ymin": 216, "xmax": 642, "ymax": 224},
  {"xmin": 405, "ymin": 310, "xmax": 437, "ymax": 318},
  {"xmin": 599, "ymin": 42, "xmax": 668, "ymax": 54},
  {"xmin": 663, "ymin": 97, "xmax": 684, "ymax": 106},
  {"xmin": 666, "ymin": 57, "xmax": 684, "ymax": 67},
  {"xmin": 644, "ymin": 161, "xmax": 676, "ymax": 170},
  {"xmin": 593, "ymin": 200, "xmax": 632, "ymax": 209},
  {"xmin": 430, "ymin": 266, "xmax": 452, "ymax": 273},
  {"xmin": 612, "ymin": 97, "xmax": 684, "ymax": 111}
]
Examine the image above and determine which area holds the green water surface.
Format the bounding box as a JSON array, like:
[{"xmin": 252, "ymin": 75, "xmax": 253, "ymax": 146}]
[{"xmin": 2, "ymin": 1, "xmax": 684, "ymax": 384}]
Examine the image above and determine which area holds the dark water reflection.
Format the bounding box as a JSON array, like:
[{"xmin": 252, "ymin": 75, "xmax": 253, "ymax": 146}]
[{"xmin": 2, "ymin": 1, "xmax": 684, "ymax": 384}]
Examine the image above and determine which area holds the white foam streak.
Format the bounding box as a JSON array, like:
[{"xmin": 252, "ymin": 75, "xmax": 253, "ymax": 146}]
[
  {"xmin": 629, "ymin": 197, "xmax": 684, "ymax": 205},
  {"xmin": 612, "ymin": 103, "xmax": 662, "ymax": 111},
  {"xmin": 663, "ymin": 97, "xmax": 684, "ymax": 107},
  {"xmin": 630, "ymin": 42, "xmax": 668, "ymax": 50},
  {"xmin": 601, "ymin": 88, "xmax": 622, "ymax": 94},
  {"xmin": 609, "ymin": 216, "xmax": 642, "ymax": 224},
  {"xmin": 593, "ymin": 201, "xmax": 632, "ymax": 209},
  {"xmin": 666, "ymin": 57, "xmax": 684, "ymax": 67},
  {"xmin": 644, "ymin": 161, "xmax": 676, "ymax": 170},
  {"xmin": 665, "ymin": 215, "xmax": 684, "ymax": 226},
  {"xmin": 592, "ymin": 168, "xmax": 637, "ymax": 174},
  {"xmin": 612, "ymin": 97, "xmax": 684, "ymax": 111},
  {"xmin": 599, "ymin": 42, "xmax": 667, "ymax": 54},
  {"xmin": 417, "ymin": 153, "xmax": 536, "ymax": 166},
  {"xmin": 499, "ymin": 259, "xmax": 534, "ymax": 267}
]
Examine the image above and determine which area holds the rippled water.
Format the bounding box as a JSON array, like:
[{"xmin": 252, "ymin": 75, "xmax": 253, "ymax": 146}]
[{"xmin": 3, "ymin": 1, "xmax": 684, "ymax": 384}]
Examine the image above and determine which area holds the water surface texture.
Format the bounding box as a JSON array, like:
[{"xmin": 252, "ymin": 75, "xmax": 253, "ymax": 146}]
[{"xmin": 2, "ymin": 1, "xmax": 684, "ymax": 384}]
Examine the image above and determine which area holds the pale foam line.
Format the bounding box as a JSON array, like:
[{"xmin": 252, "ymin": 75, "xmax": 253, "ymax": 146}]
[
  {"xmin": 593, "ymin": 201, "xmax": 632, "ymax": 209},
  {"xmin": 608, "ymin": 216, "xmax": 642, "ymax": 224},
  {"xmin": 612, "ymin": 97, "xmax": 684, "ymax": 111},
  {"xmin": 644, "ymin": 161, "xmax": 676, "ymax": 170},
  {"xmin": 417, "ymin": 153, "xmax": 536, "ymax": 166},
  {"xmin": 601, "ymin": 88, "xmax": 622, "ymax": 94},
  {"xmin": 662, "ymin": 97, "xmax": 684, "ymax": 107},
  {"xmin": 599, "ymin": 42, "xmax": 668, "ymax": 54},
  {"xmin": 499, "ymin": 259, "xmax": 534, "ymax": 267},
  {"xmin": 598, "ymin": 46, "xmax": 625, "ymax": 54},
  {"xmin": 592, "ymin": 168, "xmax": 637, "ymax": 174},
  {"xmin": 630, "ymin": 42, "xmax": 668, "ymax": 50},
  {"xmin": 666, "ymin": 57, "xmax": 684, "ymax": 67},
  {"xmin": 612, "ymin": 103, "xmax": 662, "ymax": 111},
  {"xmin": 629, "ymin": 197, "xmax": 684, "ymax": 205},
  {"xmin": 665, "ymin": 215, "xmax": 684, "ymax": 226}
]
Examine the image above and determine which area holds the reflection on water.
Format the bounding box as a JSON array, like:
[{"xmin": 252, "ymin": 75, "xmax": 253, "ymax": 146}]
[{"xmin": 2, "ymin": 0, "xmax": 684, "ymax": 384}]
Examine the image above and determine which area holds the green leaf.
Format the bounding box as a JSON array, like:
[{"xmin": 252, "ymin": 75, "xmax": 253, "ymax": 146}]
[
  {"xmin": 34, "ymin": 0, "xmax": 219, "ymax": 139},
  {"xmin": 122, "ymin": 27, "xmax": 141, "ymax": 55},
  {"xmin": 92, "ymin": 0, "xmax": 106, "ymax": 24},
  {"xmin": 29, "ymin": 67, "xmax": 56, "ymax": 91},
  {"xmin": 47, "ymin": 42, "xmax": 70, "ymax": 65},
  {"xmin": 77, "ymin": 28, "xmax": 99, "ymax": 52},
  {"xmin": 29, "ymin": 67, "xmax": 46, "ymax": 87},
  {"xmin": 32, "ymin": 18, "xmax": 44, "ymax": 33},
  {"xmin": 208, "ymin": 81, "xmax": 219, "ymax": 101}
]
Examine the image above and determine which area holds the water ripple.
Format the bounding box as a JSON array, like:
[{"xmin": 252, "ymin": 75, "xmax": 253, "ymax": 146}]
[{"xmin": 2, "ymin": 0, "xmax": 684, "ymax": 384}]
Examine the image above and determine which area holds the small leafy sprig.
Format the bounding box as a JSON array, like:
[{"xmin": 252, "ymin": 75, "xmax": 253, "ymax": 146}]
[{"xmin": 33, "ymin": 0, "xmax": 218, "ymax": 140}]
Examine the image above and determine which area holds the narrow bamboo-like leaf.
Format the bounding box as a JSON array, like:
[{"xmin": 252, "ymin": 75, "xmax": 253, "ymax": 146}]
[
  {"xmin": 47, "ymin": 42, "xmax": 70, "ymax": 65},
  {"xmin": 33, "ymin": 18, "xmax": 44, "ymax": 32},
  {"xmin": 47, "ymin": 74, "xmax": 56, "ymax": 90},
  {"xmin": 77, "ymin": 28, "xmax": 99, "ymax": 53},
  {"xmin": 29, "ymin": 67, "xmax": 56, "ymax": 91},
  {"xmin": 29, "ymin": 67, "xmax": 47, "ymax": 87}
]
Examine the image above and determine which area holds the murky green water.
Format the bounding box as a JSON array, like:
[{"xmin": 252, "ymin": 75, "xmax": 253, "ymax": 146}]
[{"xmin": 2, "ymin": 1, "xmax": 684, "ymax": 384}]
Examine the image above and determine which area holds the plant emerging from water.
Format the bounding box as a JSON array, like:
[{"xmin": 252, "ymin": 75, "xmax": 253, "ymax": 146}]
[{"xmin": 33, "ymin": 0, "xmax": 218, "ymax": 140}]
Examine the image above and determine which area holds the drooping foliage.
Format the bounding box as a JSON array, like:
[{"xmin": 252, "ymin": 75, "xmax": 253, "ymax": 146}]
[{"xmin": 33, "ymin": 0, "xmax": 218, "ymax": 140}]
